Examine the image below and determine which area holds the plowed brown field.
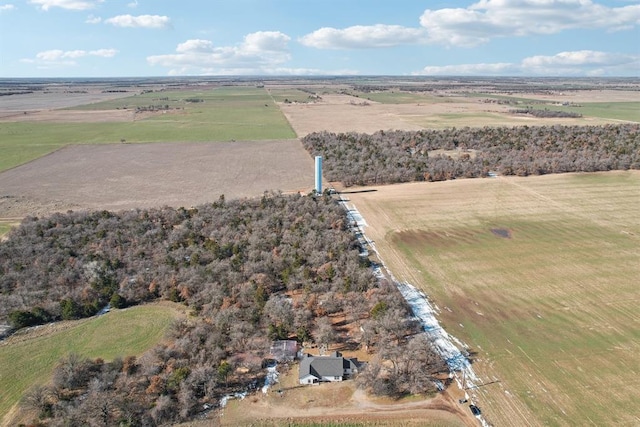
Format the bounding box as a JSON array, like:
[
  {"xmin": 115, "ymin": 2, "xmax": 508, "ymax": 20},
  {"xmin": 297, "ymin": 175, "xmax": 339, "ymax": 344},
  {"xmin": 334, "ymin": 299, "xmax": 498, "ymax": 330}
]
[{"xmin": 0, "ymin": 140, "xmax": 316, "ymax": 217}]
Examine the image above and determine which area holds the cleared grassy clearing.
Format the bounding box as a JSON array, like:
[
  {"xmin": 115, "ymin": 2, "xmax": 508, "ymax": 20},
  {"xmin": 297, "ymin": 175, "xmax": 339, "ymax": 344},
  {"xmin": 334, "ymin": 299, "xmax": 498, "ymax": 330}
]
[
  {"xmin": 0, "ymin": 303, "xmax": 184, "ymax": 419},
  {"xmin": 0, "ymin": 223, "xmax": 12, "ymax": 237},
  {"xmin": 348, "ymin": 171, "xmax": 640, "ymax": 426},
  {"xmin": 0, "ymin": 87, "xmax": 296, "ymax": 173}
]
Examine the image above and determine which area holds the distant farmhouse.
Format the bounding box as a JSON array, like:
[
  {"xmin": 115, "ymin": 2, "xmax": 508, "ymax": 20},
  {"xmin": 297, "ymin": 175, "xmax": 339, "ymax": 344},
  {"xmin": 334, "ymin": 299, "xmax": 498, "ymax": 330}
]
[{"xmin": 299, "ymin": 351, "xmax": 361, "ymax": 385}]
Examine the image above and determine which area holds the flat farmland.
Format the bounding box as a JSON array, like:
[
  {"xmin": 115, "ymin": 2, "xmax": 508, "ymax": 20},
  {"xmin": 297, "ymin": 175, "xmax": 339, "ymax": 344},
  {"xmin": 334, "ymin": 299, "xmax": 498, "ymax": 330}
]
[
  {"xmin": 0, "ymin": 86, "xmax": 296, "ymax": 173},
  {"xmin": 347, "ymin": 171, "xmax": 640, "ymax": 426},
  {"xmin": 0, "ymin": 139, "xmax": 316, "ymax": 217},
  {"xmin": 279, "ymin": 92, "xmax": 626, "ymax": 137}
]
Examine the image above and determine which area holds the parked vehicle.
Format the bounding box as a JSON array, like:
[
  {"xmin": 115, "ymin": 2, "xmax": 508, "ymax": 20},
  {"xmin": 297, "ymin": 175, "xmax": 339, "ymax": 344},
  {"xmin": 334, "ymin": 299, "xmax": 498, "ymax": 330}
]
[{"xmin": 470, "ymin": 404, "xmax": 481, "ymax": 416}]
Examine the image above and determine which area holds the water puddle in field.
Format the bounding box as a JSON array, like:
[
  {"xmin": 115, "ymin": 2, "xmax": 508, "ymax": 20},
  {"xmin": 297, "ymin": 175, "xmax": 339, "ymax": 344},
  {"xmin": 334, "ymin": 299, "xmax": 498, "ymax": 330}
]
[{"xmin": 490, "ymin": 228, "xmax": 511, "ymax": 239}]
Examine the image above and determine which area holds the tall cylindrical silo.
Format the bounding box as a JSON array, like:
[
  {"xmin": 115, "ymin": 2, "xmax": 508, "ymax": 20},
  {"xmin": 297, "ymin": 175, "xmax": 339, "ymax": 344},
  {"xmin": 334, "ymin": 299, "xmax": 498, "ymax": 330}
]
[{"xmin": 315, "ymin": 156, "xmax": 323, "ymax": 194}]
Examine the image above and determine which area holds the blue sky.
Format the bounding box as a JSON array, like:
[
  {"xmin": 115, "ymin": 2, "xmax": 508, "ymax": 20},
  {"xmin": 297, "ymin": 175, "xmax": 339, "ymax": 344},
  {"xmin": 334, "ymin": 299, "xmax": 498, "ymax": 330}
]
[{"xmin": 1, "ymin": 0, "xmax": 638, "ymax": 77}]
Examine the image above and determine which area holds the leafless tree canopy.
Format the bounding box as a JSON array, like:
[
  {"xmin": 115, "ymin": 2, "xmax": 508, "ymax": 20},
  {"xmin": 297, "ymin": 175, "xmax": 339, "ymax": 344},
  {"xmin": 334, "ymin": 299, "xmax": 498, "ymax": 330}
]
[
  {"xmin": 302, "ymin": 124, "xmax": 639, "ymax": 186},
  {"xmin": 3, "ymin": 192, "xmax": 439, "ymax": 424}
]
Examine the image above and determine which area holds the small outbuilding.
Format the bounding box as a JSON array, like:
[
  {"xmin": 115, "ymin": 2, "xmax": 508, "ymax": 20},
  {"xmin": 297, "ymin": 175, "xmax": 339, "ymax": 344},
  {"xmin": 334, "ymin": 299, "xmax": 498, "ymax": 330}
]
[
  {"xmin": 299, "ymin": 351, "xmax": 361, "ymax": 385},
  {"xmin": 269, "ymin": 340, "xmax": 300, "ymax": 362}
]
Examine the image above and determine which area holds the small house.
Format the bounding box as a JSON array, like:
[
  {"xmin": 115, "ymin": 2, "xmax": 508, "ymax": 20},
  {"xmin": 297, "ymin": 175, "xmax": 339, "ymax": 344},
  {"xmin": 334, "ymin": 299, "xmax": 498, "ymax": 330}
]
[{"xmin": 299, "ymin": 351, "xmax": 360, "ymax": 385}]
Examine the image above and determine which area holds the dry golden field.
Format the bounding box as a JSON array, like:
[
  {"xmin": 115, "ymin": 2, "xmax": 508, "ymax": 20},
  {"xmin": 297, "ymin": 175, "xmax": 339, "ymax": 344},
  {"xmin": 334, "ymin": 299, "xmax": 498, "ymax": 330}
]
[
  {"xmin": 346, "ymin": 171, "xmax": 640, "ymax": 426},
  {"xmin": 278, "ymin": 90, "xmax": 637, "ymax": 136}
]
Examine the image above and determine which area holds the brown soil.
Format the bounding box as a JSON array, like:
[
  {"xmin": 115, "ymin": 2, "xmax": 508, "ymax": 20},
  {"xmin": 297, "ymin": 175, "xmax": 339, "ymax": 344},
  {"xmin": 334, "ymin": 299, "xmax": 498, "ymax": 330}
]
[
  {"xmin": 0, "ymin": 89, "xmax": 133, "ymax": 113},
  {"xmin": 0, "ymin": 140, "xmax": 317, "ymax": 218}
]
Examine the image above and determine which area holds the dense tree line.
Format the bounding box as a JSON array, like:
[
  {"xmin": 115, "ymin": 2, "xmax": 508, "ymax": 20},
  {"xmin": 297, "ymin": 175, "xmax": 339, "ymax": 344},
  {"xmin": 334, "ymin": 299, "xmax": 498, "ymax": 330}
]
[
  {"xmin": 2, "ymin": 193, "xmax": 442, "ymax": 425},
  {"xmin": 135, "ymin": 105, "xmax": 171, "ymax": 113},
  {"xmin": 509, "ymin": 108, "xmax": 582, "ymax": 118},
  {"xmin": 1, "ymin": 193, "xmax": 373, "ymax": 329},
  {"xmin": 302, "ymin": 124, "xmax": 639, "ymax": 186}
]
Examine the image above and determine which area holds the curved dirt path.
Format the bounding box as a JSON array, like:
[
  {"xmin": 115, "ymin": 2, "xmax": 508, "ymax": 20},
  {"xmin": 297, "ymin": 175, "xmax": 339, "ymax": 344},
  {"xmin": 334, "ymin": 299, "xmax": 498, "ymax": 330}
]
[{"xmin": 214, "ymin": 382, "xmax": 479, "ymax": 427}]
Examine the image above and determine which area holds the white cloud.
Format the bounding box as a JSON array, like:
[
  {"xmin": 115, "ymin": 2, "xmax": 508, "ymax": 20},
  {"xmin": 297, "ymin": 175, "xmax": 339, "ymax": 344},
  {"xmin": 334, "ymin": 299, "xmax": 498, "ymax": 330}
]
[
  {"xmin": 301, "ymin": 0, "xmax": 640, "ymax": 49},
  {"xmin": 29, "ymin": 0, "xmax": 102, "ymax": 11},
  {"xmin": 414, "ymin": 50, "xmax": 640, "ymax": 76},
  {"xmin": 89, "ymin": 48, "xmax": 117, "ymax": 58},
  {"xmin": 268, "ymin": 67, "xmax": 359, "ymax": 76},
  {"xmin": 22, "ymin": 48, "xmax": 118, "ymax": 67},
  {"xmin": 127, "ymin": 0, "xmax": 138, "ymax": 8},
  {"xmin": 420, "ymin": 0, "xmax": 640, "ymax": 47},
  {"xmin": 299, "ymin": 24, "xmax": 427, "ymax": 49},
  {"xmin": 416, "ymin": 62, "xmax": 519, "ymax": 76},
  {"xmin": 521, "ymin": 50, "xmax": 640, "ymax": 75},
  {"xmin": 244, "ymin": 31, "xmax": 291, "ymax": 52},
  {"xmin": 0, "ymin": 4, "xmax": 16, "ymax": 12},
  {"xmin": 85, "ymin": 14, "xmax": 101, "ymax": 24},
  {"xmin": 175, "ymin": 39, "xmax": 215, "ymax": 54},
  {"xmin": 104, "ymin": 14, "xmax": 171, "ymax": 29},
  {"xmin": 148, "ymin": 31, "xmax": 293, "ymax": 75}
]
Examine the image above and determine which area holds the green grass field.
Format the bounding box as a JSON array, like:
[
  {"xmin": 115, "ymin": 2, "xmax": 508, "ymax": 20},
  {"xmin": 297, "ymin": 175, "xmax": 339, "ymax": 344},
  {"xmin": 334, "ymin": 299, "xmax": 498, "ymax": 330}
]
[
  {"xmin": 524, "ymin": 102, "xmax": 640, "ymax": 122},
  {"xmin": 267, "ymin": 88, "xmax": 317, "ymax": 103},
  {"xmin": 0, "ymin": 86, "xmax": 296, "ymax": 173},
  {"xmin": 469, "ymin": 92, "xmax": 640, "ymax": 122},
  {"xmin": 349, "ymin": 171, "xmax": 640, "ymax": 426},
  {"xmin": 0, "ymin": 303, "xmax": 183, "ymax": 420}
]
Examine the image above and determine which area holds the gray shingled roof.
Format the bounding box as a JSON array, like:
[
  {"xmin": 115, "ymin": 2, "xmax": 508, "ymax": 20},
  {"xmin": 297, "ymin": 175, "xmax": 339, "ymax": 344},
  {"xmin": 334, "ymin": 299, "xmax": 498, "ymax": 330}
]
[{"xmin": 299, "ymin": 352, "xmax": 359, "ymax": 380}]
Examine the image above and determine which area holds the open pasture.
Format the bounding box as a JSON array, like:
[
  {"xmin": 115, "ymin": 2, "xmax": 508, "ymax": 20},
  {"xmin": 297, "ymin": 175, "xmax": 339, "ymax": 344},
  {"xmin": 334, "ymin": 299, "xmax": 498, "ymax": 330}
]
[
  {"xmin": 347, "ymin": 171, "xmax": 640, "ymax": 426},
  {"xmin": 0, "ymin": 302, "xmax": 185, "ymax": 423},
  {"xmin": 0, "ymin": 86, "xmax": 296, "ymax": 173},
  {"xmin": 0, "ymin": 139, "xmax": 316, "ymax": 217}
]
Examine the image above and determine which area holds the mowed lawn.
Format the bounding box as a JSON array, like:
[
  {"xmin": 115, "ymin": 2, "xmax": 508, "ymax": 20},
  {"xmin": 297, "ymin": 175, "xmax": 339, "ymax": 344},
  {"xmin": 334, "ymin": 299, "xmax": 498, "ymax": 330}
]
[
  {"xmin": 0, "ymin": 303, "xmax": 184, "ymax": 420},
  {"xmin": 348, "ymin": 171, "xmax": 640, "ymax": 426},
  {"xmin": 0, "ymin": 86, "xmax": 296, "ymax": 172}
]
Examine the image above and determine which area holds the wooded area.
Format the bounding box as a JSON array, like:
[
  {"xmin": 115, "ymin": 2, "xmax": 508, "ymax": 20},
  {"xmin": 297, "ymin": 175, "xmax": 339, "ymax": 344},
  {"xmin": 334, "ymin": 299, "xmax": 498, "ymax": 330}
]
[
  {"xmin": 2, "ymin": 193, "xmax": 444, "ymax": 425},
  {"xmin": 302, "ymin": 124, "xmax": 639, "ymax": 186}
]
